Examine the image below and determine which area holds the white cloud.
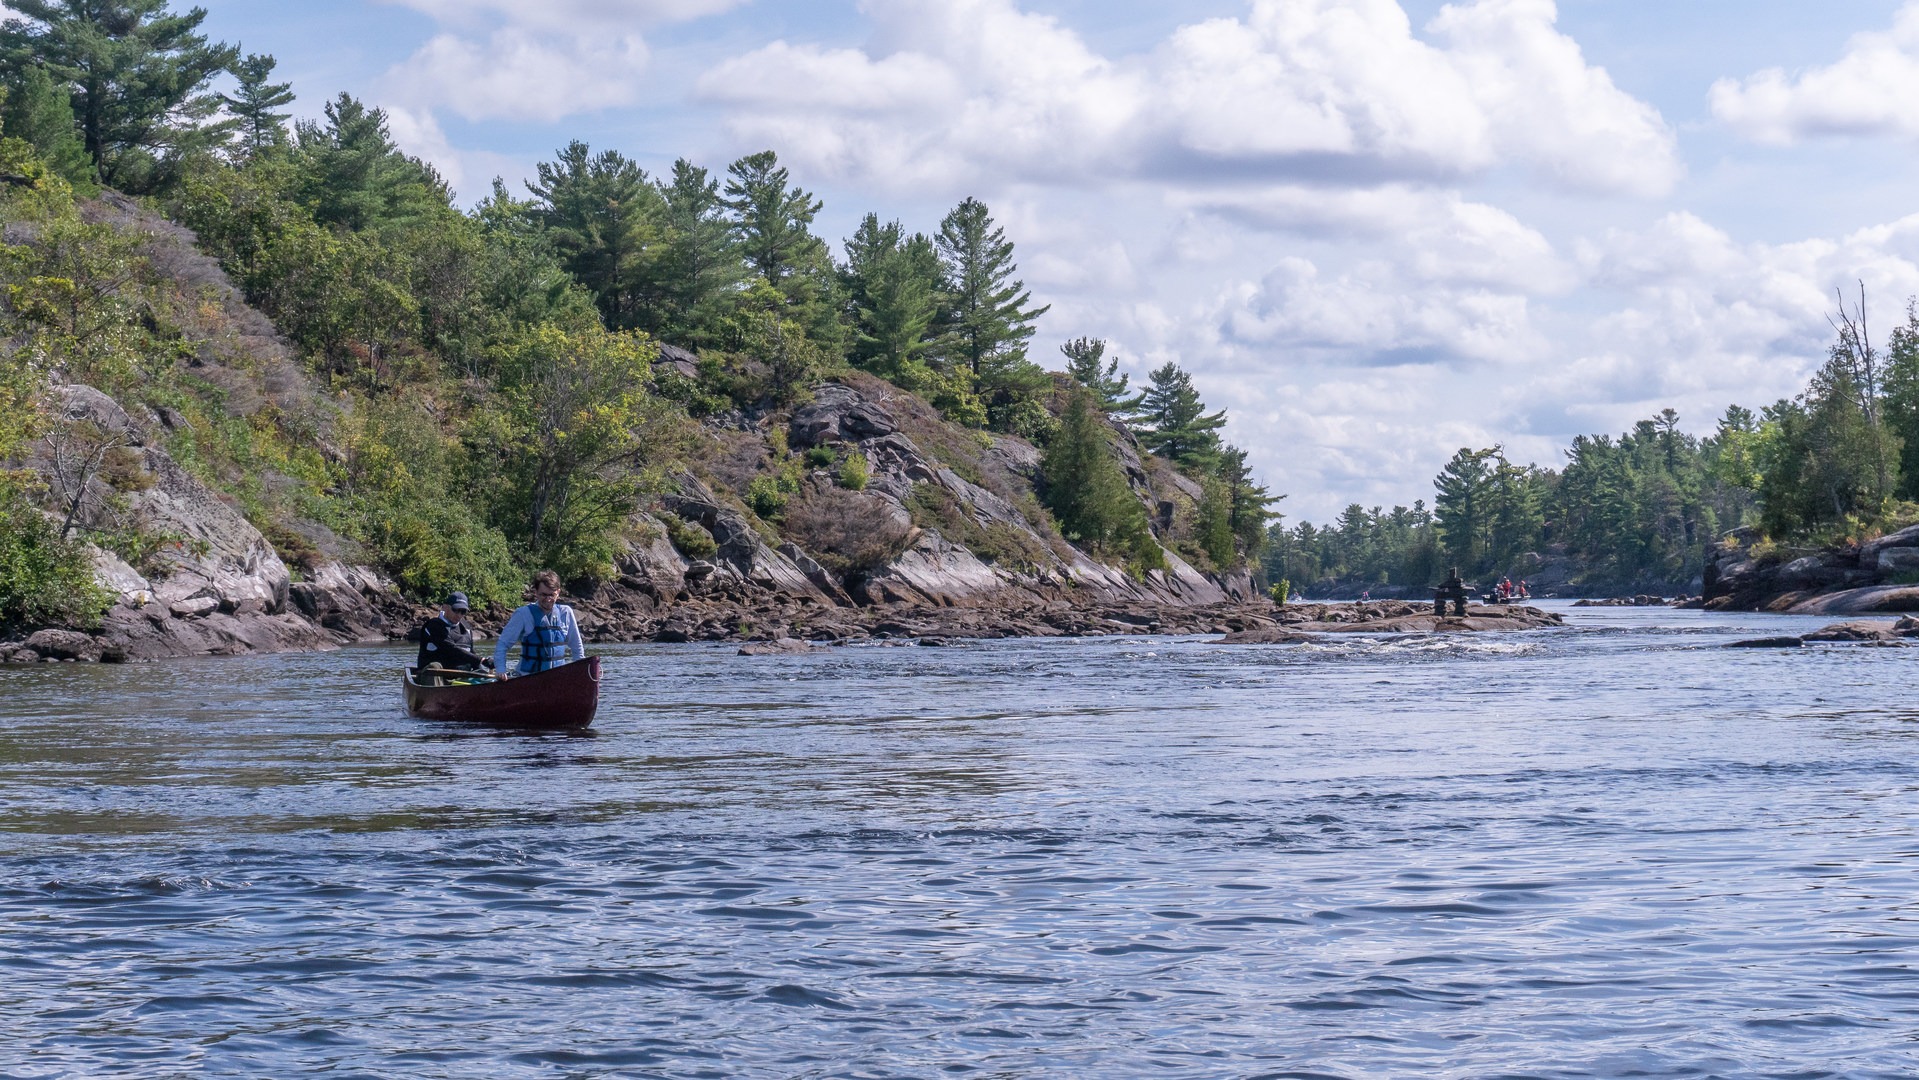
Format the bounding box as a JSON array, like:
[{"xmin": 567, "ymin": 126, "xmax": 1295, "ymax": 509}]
[
  {"xmin": 385, "ymin": 28, "xmax": 651, "ymax": 123},
  {"xmin": 1711, "ymin": 3, "xmax": 1919, "ymax": 144},
  {"xmin": 374, "ymin": 0, "xmax": 740, "ymax": 129},
  {"xmin": 697, "ymin": 0, "xmax": 1679, "ymax": 197},
  {"xmin": 381, "ymin": 0, "xmax": 745, "ymax": 32}
]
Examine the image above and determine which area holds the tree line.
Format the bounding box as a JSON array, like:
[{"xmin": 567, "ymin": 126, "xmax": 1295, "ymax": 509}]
[
  {"xmin": 0, "ymin": 0, "xmax": 1278, "ymax": 623},
  {"xmin": 1268, "ymin": 289, "xmax": 1919, "ymax": 596}
]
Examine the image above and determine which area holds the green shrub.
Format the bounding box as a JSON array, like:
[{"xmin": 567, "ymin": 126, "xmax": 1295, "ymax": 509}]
[
  {"xmin": 804, "ymin": 446, "xmax": 836, "ymax": 468},
  {"xmin": 660, "ymin": 512, "xmax": 717, "ymax": 558},
  {"xmin": 837, "ymin": 452, "xmax": 869, "ymax": 491},
  {"xmin": 746, "ymin": 474, "xmax": 787, "ymax": 520},
  {"xmin": 0, "ymin": 481, "xmax": 111, "ymax": 628},
  {"xmin": 341, "ymin": 493, "xmax": 520, "ymax": 607}
]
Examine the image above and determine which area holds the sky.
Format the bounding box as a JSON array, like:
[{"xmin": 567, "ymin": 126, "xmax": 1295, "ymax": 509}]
[{"xmin": 113, "ymin": 0, "xmax": 1919, "ymax": 518}]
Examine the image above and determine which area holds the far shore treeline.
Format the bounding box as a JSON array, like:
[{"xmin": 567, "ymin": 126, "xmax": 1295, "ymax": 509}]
[
  {"xmin": 1269, "ymin": 291, "xmax": 1919, "ymax": 596},
  {"xmin": 0, "ymin": 0, "xmax": 1281, "ymax": 627}
]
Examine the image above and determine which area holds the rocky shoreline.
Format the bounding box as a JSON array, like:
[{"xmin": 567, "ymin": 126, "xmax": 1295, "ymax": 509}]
[
  {"xmin": 1, "ymin": 587, "xmax": 1572, "ymax": 666},
  {"xmin": 1702, "ymin": 524, "xmax": 1919, "ymax": 614}
]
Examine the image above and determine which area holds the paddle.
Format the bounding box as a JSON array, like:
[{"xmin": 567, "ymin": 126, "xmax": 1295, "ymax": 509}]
[{"xmin": 416, "ymin": 666, "xmax": 506, "ymax": 681}]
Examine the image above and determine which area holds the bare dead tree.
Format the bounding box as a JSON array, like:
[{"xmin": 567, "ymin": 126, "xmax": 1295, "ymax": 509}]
[
  {"xmin": 1828, "ymin": 281, "xmax": 1891, "ymax": 499},
  {"xmin": 46, "ymin": 406, "xmax": 131, "ymax": 540}
]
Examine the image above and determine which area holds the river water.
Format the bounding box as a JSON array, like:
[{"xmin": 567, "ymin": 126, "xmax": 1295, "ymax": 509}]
[{"xmin": 4, "ymin": 603, "xmax": 1919, "ymax": 1078}]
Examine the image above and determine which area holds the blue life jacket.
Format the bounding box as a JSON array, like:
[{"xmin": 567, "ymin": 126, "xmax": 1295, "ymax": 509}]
[{"xmin": 519, "ymin": 608, "xmax": 568, "ymax": 672}]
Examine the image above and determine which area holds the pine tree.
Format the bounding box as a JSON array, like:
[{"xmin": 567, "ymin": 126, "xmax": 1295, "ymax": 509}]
[
  {"xmin": 1196, "ymin": 477, "xmax": 1236, "ymax": 568},
  {"xmin": 1216, "ymin": 443, "xmax": 1282, "ymax": 557},
  {"xmin": 1041, "ymin": 387, "xmax": 1159, "ymax": 566},
  {"xmin": 1136, "ymin": 362, "xmax": 1225, "ymax": 470},
  {"xmin": 655, "ymin": 158, "xmax": 743, "ymax": 344},
  {"xmin": 524, "ymin": 140, "xmax": 662, "ymax": 329},
  {"xmin": 723, "ymin": 150, "xmax": 824, "ymax": 284},
  {"xmin": 1060, "ymin": 337, "xmax": 1141, "ymax": 415},
  {"xmin": 0, "ymin": 0, "xmax": 238, "ymax": 189},
  {"xmin": 842, "ymin": 213, "xmax": 940, "ymax": 380},
  {"xmin": 221, "ymin": 52, "xmax": 291, "ymax": 156},
  {"xmin": 935, "ymin": 196, "xmax": 1048, "ymax": 378},
  {"xmin": 0, "ymin": 63, "xmax": 90, "ymax": 184},
  {"xmin": 1434, "ymin": 446, "xmax": 1496, "ymax": 571}
]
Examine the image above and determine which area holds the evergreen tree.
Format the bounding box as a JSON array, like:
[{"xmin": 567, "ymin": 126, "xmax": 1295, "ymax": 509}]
[
  {"xmin": 0, "ymin": 0, "xmax": 238, "ymax": 189},
  {"xmin": 1434, "ymin": 447, "xmax": 1495, "ymax": 570},
  {"xmin": 1136, "ymin": 361, "xmax": 1225, "ymax": 469},
  {"xmin": 723, "ymin": 150, "xmax": 824, "ymax": 284},
  {"xmin": 524, "ymin": 140, "xmax": 661, "ymax": 329},
  {"xmin": 295, "ymin": 94, "xmax": 448, "ymax": 232},
  {"xmin": 1195, "ymin": 477, "xmax": 1235, "ymax": 568},
  {"xmin": 842, "ymin": 213, "xmax": 939, "ymax": 381},
  {"xmin": 1040, "ymin": 386, "xmax": 1159, "ymax": 565},
  {"xmin": 1883, "ymin": 302, "xmax": 1919, "ymax": 501},
  {"xmin": 935, "ymin": 196, "xmax": 1047, "ymax": 378},
  {"xmin": 0, "ymin": 63, "xmax": 90, "ymax": 184},
  {"xmin": 1060, "ymin": 336, "xmax": 1141, "ymax": 415},
  {"xmin": 221, "ymin": 52, "xmax": 291, "ymax": 156},
  {"xmin": 655, "ymin": 158, "xmax": 742, "ymax": 344},
  {"xmin": 1216, "ymin": 443, "xmax": 1281, "ymax": 557}
]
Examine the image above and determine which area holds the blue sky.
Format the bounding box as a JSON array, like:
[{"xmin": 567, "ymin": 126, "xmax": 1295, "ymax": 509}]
[{"xmin": 165, "ymin": 1, "xmax": 1919, "ymax": 518}]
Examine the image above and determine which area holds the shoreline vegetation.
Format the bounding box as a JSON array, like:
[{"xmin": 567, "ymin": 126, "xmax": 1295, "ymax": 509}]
[{"xmin": 2, "ymin": 2, "xmax": 1916, "ymax": 665}]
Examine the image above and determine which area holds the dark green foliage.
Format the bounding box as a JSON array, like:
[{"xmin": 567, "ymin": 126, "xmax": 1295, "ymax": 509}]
[
  {"xmin": 0, "ymin": 477, "xmax": 111, "ymax": 627},
  {"xmin": 221, "ymin": 52, "xmax": 291, "ymax": 156},
  {"xmin": 0, "ymin": 0, "xmax": 237, "ymax": 190},
  {"xmin": 1136, "ymin": 361, "xmax": 1225, "ymax": 470},
  {"xmin": 295, "ymin": 94, "xmax": 448, "ymax": 233},
  {"xmin": 724, "ymin": 150, "xmax": 823, "ymax": 284},
  {"xmin": 1880, "ymin": 303, "xmax": 1919, "ymax": 501},
  {"xmin": 524, "ymin": 140, "xmax": 662, "ymax": 330},
  {"xmin": 935, "ymin": 197, "xmax": 1050, "ymax": 434},
  {"xmin": 1040, "ymin": 387, "xmax": 1157, "ymax": 565},
  {"xmin": 1, "ymin": 64, "xmax": 91, "ymax": 185},
  {"xmin": 1216, "ymin": 444, "xmax": 1280, "ymax": 558},
  {"xmin": 843, "ymin": 213, "xmax": 940, "ymax": 381},
  {"xmin": 1195, "ymin": 477, "xmax": 1235, "ymax": 569},
  {"xmin": 1060, "ymin": 337, "xmax": 1140, "ymax": 415},
  {"xmin": 655, "ymin": 159, "xmax": 742, "ymax": 345}
]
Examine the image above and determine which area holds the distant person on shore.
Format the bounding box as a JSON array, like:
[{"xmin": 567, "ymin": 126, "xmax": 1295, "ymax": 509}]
[
  {"xmin": 416, "ymin": 592, "xmax": 497, "ymax": 681},
  {"xmin": 495, "ymin": 570, "xmax": 585, "ymax": 677}
]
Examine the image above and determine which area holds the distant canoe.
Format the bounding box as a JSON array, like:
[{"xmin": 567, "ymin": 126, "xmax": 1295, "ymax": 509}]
[{"xmin": 403, "ymin": 657, "xmax": 601, "ymax": 730}]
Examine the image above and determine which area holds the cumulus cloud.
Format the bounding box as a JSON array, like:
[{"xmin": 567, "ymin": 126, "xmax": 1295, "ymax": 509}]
[
  {"xmin": 385, "ymin": 29, "xmax": 651, "ymax": 123},
  {"xmin": 375, "ymin": 0, "xmax": 741, "ymax": 128},
  {"xmin": 1711, "ymin": 4, "xmax": 1919, "ymax": 144},
  {"xmin": 697, "ymin": 0, "xmax": 1679, "ymax": 197}
]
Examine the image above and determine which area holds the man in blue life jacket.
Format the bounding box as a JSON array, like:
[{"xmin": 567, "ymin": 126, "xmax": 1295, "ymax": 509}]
[
  {"xmin": 416, "ymin": 592, "xmax": 499, "ymax": 682},
  {"xmin": 494, "ymin": 570, "xmax": 585, "ymax": 677}
]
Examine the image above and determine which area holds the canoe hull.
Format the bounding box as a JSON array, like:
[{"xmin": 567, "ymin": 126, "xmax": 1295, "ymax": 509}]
[{"xmin": 403, "ymin": 657, "xmax": 601, "ymax": 729}]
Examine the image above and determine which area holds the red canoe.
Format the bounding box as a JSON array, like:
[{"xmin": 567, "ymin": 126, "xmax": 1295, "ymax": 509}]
[{"xmin": 403, "ymin": 657, "xmax": 602, "ymax": 729}]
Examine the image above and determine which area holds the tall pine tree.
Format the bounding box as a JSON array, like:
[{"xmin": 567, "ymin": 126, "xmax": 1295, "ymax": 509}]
[
  {"xmin": 0, "ymin": 62, "xmax": 90, "ymax": 184},
  {"xmin": 1136, "ymin": 362, "xmax": 1225, "ymax": 470},
  {"xmin": 221, "ymin": 52, "xmax": 291, "ymax": 156},
  {"xmin": 0, "ymin": 0, "xmax": 237, "ymax": 189},
  {"xmin": 524, "ymin": 140, "xmax": 662, "ymax": 329},
  {"xmin": 1060, "ymin": 337, "xmax": 1141, "ymax": 415}
]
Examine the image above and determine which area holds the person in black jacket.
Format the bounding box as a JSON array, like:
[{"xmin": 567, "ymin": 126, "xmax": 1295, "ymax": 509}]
[{"xmin": 416, "ymin": 592, "xmax": 495, "ymax": 681}]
